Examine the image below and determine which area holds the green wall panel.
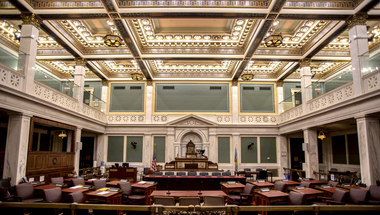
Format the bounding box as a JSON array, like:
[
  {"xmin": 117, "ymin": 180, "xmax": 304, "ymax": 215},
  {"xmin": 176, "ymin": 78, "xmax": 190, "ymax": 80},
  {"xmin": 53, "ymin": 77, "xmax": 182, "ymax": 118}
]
[
  {"xmin": 240, "ymin": 84, "xmax": 275, "ymax": 113},
  {"xmin": 110, "ymin": 83, "xmax": 144, "ymax": 112},
  {"xmin": 218, "ymin": 137, "xmax": 230, "ymax": 163},
  {"xmin": 241, "ymin": 137, "xmax": 257, "ymax": 163},
  {"xmin": 126, "ymin": 136, "xmax": 143, "ymax": 162},
  {"xmin": 260, "ymin": 137, "xmax": 277, "ymax": 163},
  {"xmin": 107, "ymin": 136, "xmax": 124, "ymax": 162},
  {"xmin": 154, "ymin": 136, "xmax": 165, "ymax": 163},
  {"xmin": 155, "ymin": 83, "xmax": 229, "ymax": 112}
]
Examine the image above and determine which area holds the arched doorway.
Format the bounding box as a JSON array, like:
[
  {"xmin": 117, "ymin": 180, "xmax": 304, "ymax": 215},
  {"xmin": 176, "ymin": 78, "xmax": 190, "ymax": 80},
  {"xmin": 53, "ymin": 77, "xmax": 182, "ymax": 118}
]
[{"xmin": 180, "ymin": 132, "xmax": 206, "ymax": 157}]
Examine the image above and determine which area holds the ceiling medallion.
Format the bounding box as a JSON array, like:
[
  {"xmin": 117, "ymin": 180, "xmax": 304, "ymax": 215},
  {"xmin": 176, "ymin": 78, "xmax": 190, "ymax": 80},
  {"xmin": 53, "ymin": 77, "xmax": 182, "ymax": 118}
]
[
  {"xmin": 241, "ymin": 73, "xmax": 254, "ymax": 81},
  {"xmin": 264, "ymin": 34, "xmax": 283, "ymax": 47},
  {"xmin": 104, "ymin": 34, "xmax": 121, "ymax": 47},
  {"xmin": 131, "ymin": 72, "xmax": 144, "ymax": 81}
]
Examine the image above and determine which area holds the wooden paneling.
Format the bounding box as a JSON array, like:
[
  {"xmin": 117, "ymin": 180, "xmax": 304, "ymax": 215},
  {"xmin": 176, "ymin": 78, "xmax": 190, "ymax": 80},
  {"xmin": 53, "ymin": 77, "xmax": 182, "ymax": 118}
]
[{"xmin": 26, "ymin": 152, "xmax": 74, "ymax": 183}]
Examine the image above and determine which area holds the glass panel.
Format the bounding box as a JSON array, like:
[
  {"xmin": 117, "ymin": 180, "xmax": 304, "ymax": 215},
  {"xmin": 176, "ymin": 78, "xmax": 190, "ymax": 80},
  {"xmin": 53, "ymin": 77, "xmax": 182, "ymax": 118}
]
[
  {"xmin": 126, "ymin": 136, "xmax": 143, "ymax": 162},
  {"xmin": 347, "ymin": 133, "xmax": 360, "ymax": 165},
  {"xmin": 110, "ymin": 83, "xmax": 145, "ymax": 112},
  {"xmin": 369, "ymin": 52, "xmax": 380, "ymax": 73},
  {"xmin": 278, "ymin": 89, "xmax": 302, "ymax": 113},
  {"xmin": 154, "ymin": 136, "xmax": 165, "ymax": 163},
  {"xmin": 241, "ymin": 137, "xmax": 257, "ymax": 163},
  {"xmin": 240, "ymin": 84, "xmax": 275, "ymax": 113},
  {"xmin": 107, "ymin": 136, "xmax": 124, "ymax": 162},
  {"xmin": 260, "ymin": 137, "xmax": 277, "ymax": 163},
  {"xmin": 332, "ymin": 135, "xmax": 347, "ymax": 164},
  {"xmin": 218, "ymin": 137, "xmax": 230, "ymax": 163},
  {"xmin": 155, "ymin": 83, "xmax": 229, "ymax": 112},
  {"xmin": 0, "ymin": 48, "xmax": 18, "ymax": 70}
]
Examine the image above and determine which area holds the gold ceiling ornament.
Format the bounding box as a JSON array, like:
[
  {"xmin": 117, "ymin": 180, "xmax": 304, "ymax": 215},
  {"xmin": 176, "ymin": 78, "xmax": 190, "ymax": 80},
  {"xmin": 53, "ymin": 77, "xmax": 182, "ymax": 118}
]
[
  {"xmin": 58, "ymin": 130, "xmax": 67, "ymax": 139},
  {"xmin": 241, "ymin": 73, "xmax": 254, "ymax": 81},
  {"xmin": 264, "ymin": 34, "xmax": 283, "ymax": 47},
  {"xmin": 21, "ymin": 13, "xmax": 42, "ymax": 29},
  {"xmin": 75, "ymin": 57, "xmax": 86, "ymax": 66},
  {"xmin": 318, "ymin": 130, "xmax": 326, "ymax": 140},
  {"xmin": 346, "ymin": 13, "xmax": 368, "ymax": 30},
  {"xmin": 131, "ymin": 72, "xmax": 144, "ymax": 81},
  {"xmin": 299, "ymin": 58, "xmax": 311, "ymax": 68},
  {"xmin": 104, "ymin": 33, "xmax": 122, "ymax": 47}
]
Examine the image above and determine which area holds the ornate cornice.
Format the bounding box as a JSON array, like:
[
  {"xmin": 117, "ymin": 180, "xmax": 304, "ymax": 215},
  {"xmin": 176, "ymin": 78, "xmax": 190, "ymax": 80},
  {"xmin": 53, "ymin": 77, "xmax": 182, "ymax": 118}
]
[
  {"xmin": 346, "ymin": 13, "xmax": 368, "ymax": 29},
  {"xmin": 299, "ymin": 58, "xmax": 311, "ymax": 67},
  {"xmin": 21, "ymin": 13, "xmax": 42, "ymax": 29}
]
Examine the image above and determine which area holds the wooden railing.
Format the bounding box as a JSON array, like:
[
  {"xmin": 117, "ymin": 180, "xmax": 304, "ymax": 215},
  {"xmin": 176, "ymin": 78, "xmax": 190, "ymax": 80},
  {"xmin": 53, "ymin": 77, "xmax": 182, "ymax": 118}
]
[{"xmin": 1, "ymin": 202, "xmax": 380, "ymax": 215}]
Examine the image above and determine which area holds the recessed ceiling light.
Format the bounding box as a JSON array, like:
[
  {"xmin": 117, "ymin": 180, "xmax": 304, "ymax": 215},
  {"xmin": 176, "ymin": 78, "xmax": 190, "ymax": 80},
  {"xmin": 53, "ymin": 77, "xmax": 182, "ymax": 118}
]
[
  {"xmin": 146, "ymin": 31, "xmax": 153, "ymax": 35},
  {"xmin": 184, "ymin": 35, "xmax": 192, "ymax": 40},
  {"xmin": 222, "ymin": 35, "xmax": 230, "ymax": 40},
  {"xmin": 142, "ymin": 19, "xmax": 150, "ymax": 25},
  {"xmin": 144, "ymin": 26, "xmax": 151, "ymax": 31},
  {"xmin": 236, "ymin": 20, "xmax": 244, "ymax": 25},
  {"xmin": 204, "ymin": 35, "xmax": 211, "ymax": 40},
  {"xmin": 234, "ymin": 26, "xmax": 242, "ymax": 31}
]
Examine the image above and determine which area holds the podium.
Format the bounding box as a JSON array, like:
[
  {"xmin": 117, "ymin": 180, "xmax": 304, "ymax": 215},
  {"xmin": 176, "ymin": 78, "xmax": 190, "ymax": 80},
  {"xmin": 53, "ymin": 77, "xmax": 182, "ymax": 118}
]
[{"xmin": 165, "ymin": 157, "xmax": 218, "ymax": 171}]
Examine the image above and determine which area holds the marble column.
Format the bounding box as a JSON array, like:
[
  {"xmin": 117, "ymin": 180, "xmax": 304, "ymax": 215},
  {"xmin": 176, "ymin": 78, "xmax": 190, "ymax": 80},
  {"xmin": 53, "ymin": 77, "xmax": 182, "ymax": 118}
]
[
  {"xmin": 347, "ymin": 13, "xmax": 369, "ymax": 96},
  {"xmin": 18, "ymin": 14, "xmax": 40, "ymax": 93},
  {"xmin": 208, "ymin": 128, "xmax": 217, "ymax": 163},
  {"xmin": 74, "ymin": 127, "xmax": 82, "ymax": 175},
  {"xmin": 300, "ymin": 59, "xmax": 312, "ymax": 113},
  {"xmin": 143, "ymin": 133, "xmax": 152, "ymax": 168},
  {"xmin": 356, "ymin": 117, "xmax": 380, "ymax": 186},
  {"xmin": 166, "ymin": 128, "xmax": 175, "ymax": 162},
  {"xmin": 73, "ymin": 58, "xmax": 86, "ymax": 103},
  {"xmin": 277, "ymin": 81, "xmax": 284, "ymax": 113},
  {"xmin": 95, "ymin": 134, "xmax": 107, "ymax": 167},
  {"xmin": 145, "ymin": 82, "xmax": 153, "ymax": 124},
  {"xmin": 303, "ymin": 129, "xmax": 319, "ymax": 178},
  {"xmin": 278, "ymin": 135, "xmax": 289, "ymax": 178},
  {"xmin": 231, "ymin": 84, "xmax": 239, "ymax": 124},
  {"xmin": 100, "ymin": 80, "xmax": 108, "ymax": 112},
  {"xmin": 3, "ymin": 113, "xmax": 32, "ymax": 186}
]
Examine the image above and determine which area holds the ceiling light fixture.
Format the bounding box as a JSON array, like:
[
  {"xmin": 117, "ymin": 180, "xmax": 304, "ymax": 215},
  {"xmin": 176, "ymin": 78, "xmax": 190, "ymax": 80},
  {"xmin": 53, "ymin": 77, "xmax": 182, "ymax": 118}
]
[
  {"xmin": 241, "ymin": 73, "xmax": 254, "ymax": 81},
  {"xmin": 318, "ymin": 131, "xmax": 326, "ymax": 140},
  {"xmin": 131, "ymin": 72, "xmax": 144, "ymax": 81},
  {"xmin": 264, "ymin": 34, "xmax": 283, "ymax": 47},
  {"xmin": 104, "ymin": 33, "xmax": 121, "ymax": 47},
  {"xmin": 58, "ymin": 130, "xmax": 67, "ymax": 139}
]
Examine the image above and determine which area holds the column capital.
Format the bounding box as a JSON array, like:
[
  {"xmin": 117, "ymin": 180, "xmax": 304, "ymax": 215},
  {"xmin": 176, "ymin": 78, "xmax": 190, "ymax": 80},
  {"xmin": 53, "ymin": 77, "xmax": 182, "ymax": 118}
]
[
  {"xmin": 299, "ymin": 58, "xmax": 311, "ymax": 68},
  {"xmin": 147, "ymin": 80, "xmax": 153, "ymax": 86},
  {"xmin": 75, "ymin": 57, "xmax": 87, "ymax": 66},
  {"xmin": 102, "ymin": 80, "xmax": 109, "ymax": 86},
  {"xmin": 21, "ymin": 13, "xmax": 42, "ymax": 29},
  {"xmin": 276, "ymin": 80, "xmax": 283, "ymax": 87},
  {"xmin": 346, "ymin": 13, "xmax": 368, "ymax": 30},
  {"xmin": 232, "ymin": 80, "xmax": 238, "ymax": 86}
]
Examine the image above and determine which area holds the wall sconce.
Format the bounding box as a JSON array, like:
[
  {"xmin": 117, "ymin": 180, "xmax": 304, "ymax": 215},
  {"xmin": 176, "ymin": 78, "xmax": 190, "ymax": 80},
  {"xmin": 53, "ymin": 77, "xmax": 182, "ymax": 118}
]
[
  {"xmin": 58, "ymin": 130, "xmax": 67, "ymax": 139},
  {"xmin": 318, "ymin": 131, "xmax": 326, "ymax": 140},
  {"xmin": 248, "ymin": 142, "xmax": 254, "ymax": 149},
  {"xmin": 130, "ymin": 141, "xmax": 137, "ymax": 149}
]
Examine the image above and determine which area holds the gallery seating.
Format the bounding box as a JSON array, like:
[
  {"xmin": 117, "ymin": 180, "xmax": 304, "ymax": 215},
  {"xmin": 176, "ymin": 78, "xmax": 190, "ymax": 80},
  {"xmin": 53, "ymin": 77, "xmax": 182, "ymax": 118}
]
[{"xmin": 15, "ymin": 183, "xmax": 44, "ymax": 203}]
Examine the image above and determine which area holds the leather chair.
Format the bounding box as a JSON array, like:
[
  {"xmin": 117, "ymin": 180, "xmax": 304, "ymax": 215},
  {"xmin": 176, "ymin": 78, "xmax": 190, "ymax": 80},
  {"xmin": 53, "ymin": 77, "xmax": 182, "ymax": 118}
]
[
  {"xmin": 71, "ymin": 178, "xmax": 85, "ymax": 186},
  {"xmin": 43, "ymin": 187, "xmax": 62, "ymax": 203},
  {"xmin": 222, "ymin": 171, "xmax": 231, "ymax": 176},
  {"xmin": 153, "ymin": 196, "xmax": 175, "ymax": 206},
  {"xmin": 177, "ymin": 172, "xmax": 186, "ymax": 176},
  {"xmin": 244, "ymin": 168, "xmax": 253, "ymax": 180},
  {"xmin": 188, "ymin": 171, "xmax": 197, "ymax": 176},
  {"xmin": 199, "ymin": 172, "xmax": 209, "ymax": 176},
  {"xmin": 165, "ymin": 171, "xmax": 174, "ymax": 176},
  {"xmin": 15, "ymin": 183, "xmax": 44, "ymax": 203},
  {"xmin": 212, "ymin": 172, "xmax": 222, "ymax": 176},
  {"xmin": 50, "ymin": 177, "xmax": 64, "ymax": 184},
  {"xmin": 256, "ymin": 170, "xmax": 268, "ymax": 181},
  {"xmin": 154, "ymin": 171, "xmax": 163, "ymax": 175},
  {"xmin": 0, "ymin": 178, "xmax": 15, "ymax": 202},
  {"xmin": 299, "ymin": 181, "xmax": 312, "ymax": 188},
  {"xmin": 93, "ymin": 180, "xmax": 106, "ymax": 190},
  {"xmin": 347, "ymin": 188, "xmax": 369, "ymax": 205},
  {"xmin": 274, "ymin": 181, "xmax": 286, "ymax": 192},
  {"xmin": 314, "ymin": 188, "xmax": 348, "ymax": 205},
  {"xmin": 119, "ymin": 181, "xmax": 145, "ymax": 205},
  {"xmin": 179, "ymin": 197, "xmax": 200, "ymax": 206},
  {"xmin": 288, "ymin": 191, "xmax": 306, "ymax": 205},
  {"xmin": 69, "ymin": 191, "xmax": 85, "ymax": 203},
  {"xmin": 203, "ymin": 196, "xmax": 225, "ymax": 206},
  {"xmin": 368, "ymin": 185, "xmax": 380, "ymax": 205},
  {"xmin": 227, "ymin": 183, "xmax": 255, "ymax": 205}
]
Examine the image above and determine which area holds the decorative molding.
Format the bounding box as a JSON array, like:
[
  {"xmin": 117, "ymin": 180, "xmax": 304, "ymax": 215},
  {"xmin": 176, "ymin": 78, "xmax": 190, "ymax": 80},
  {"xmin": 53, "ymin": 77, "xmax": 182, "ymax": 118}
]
[
  {"xmin": 284, "ymin": 0, "xmax": 363, "ymax": 9},
  {"xmin": 107, "ymin": 114, "xmax": 145, "ymax": 123},
  {"xmin": 25, "ymin": 0, "xmax": 103, "ymax": 8},
  {"xmin": 21, "ymin": 13, "xmax": 42, "ymax": 29},
  {"xmin": 346, "ymin": 13, "xmax": 368, "ymax": 29},
  {"xmin": 363, "ymin": 70, "xmax": 380, "ymax": 93},
  {"xmin": 75, "ymin": 57, "xmax": 86, "ymax": 66},
  {"xmin": 0, "ymin": 64, "xmax": 24, "ymax": 91},
  {"xmin": 299, "ymin": 58, "xmax": 311, "ymax": 68},
  {"xmin": 117, "ymin": 0, "xmax": 270, "ymax": 8},
  {"xmin": 239, "ymin": 115, "xmax": 277, "ymax": 124}
]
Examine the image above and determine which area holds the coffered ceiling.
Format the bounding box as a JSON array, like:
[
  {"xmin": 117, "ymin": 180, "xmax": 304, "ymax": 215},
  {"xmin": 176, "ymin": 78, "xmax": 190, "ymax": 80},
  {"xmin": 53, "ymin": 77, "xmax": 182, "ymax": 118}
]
[{"xmin": 0, "ymin": 0, "xmax": 379, "ymax": 81}]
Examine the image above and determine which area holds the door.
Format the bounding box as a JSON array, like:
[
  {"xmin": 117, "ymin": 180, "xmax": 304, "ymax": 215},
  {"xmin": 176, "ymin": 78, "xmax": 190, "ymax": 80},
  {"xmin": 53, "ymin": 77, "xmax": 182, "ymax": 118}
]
[
  {"xmin": 79, "ymin": 137, "xmax": 94, "ymax": 169},
  {"xmin": 290, "ymin": 138, "xmax": 305, "ymax": 170}
]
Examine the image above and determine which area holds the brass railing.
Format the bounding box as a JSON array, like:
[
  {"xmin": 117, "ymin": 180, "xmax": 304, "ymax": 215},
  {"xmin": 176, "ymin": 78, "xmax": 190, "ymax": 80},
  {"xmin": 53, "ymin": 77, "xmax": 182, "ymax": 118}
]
[{"xmin": 1, "ymin": 202, "xmax": 380, "ymax": 215}]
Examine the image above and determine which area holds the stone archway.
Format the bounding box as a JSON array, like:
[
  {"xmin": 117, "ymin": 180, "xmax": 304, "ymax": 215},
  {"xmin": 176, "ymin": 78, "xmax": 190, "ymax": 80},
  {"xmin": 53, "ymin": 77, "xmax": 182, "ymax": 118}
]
[{"xmin": 180, "ymin": 132, "xmax": 204, "ymax": 157}]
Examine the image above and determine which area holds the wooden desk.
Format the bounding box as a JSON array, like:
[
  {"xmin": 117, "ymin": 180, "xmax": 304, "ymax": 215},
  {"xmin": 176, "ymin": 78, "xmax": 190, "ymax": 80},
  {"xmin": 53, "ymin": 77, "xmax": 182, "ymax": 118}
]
[
  {"xmin": 143, "ymin": 175, "xmax": 246, "ymax": 190},
  {"xmin": 107, "ymin": 180, "xmax": 122, "ymax": 188},
  {"xmin": 254, "ymin": 190, "xmax": 289, "ymax": 215},
  {"xmin": 34, "ymin": 184, "xmax": 60, "ymax": 191},
  {"xmin": 302, "ymin": 180, "xmax": 326, "ymax": 188},
  {"xmin": 85, "ymin": 190, "xmax": 122, "ymax": 204},
  {"xmin": 150, "ymin": 190, "xmax": 227, "ymax": 204},
  {"xmin": 281, "ymin": 180, "xmax": 300, "ymax": 192},
  {"xmin": 221, "ymin": 183, "xmax": 245, "ymax": 194},
  {"xmin": 132, "ymin": 182, "xmax": 157, "ymax": 205},
  {"xmin": 248, "ymin": 181, "xmax": 274, "ymax": 190},
  {"xmin": 292, "ymin": 188, "xmax": 324, "ymax": 201},
  {"xmin": 61, "ymin": 186, "xmax": 89, "ymax": 202}
]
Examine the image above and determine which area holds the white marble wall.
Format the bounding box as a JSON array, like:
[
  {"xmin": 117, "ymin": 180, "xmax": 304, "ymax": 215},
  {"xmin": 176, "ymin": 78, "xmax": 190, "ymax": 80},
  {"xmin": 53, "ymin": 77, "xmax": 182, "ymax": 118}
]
[
  {"xmin": 278, "ymin": 135, "xmax": 289, "ymax": 178},
  {"xmin": 356, "ymin": 117, "xmax": 380, "ymax": 186},
  {"xmin": 3, "ymin": 114, "xmax": 31, "ymax": 185},
  {"xmin": 74, "ymin": 127, "xmax": 82, "ymax": 175},
  {"xmin": 303, "ymin": 129, "xmax": 319, "ymax": 179}
]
